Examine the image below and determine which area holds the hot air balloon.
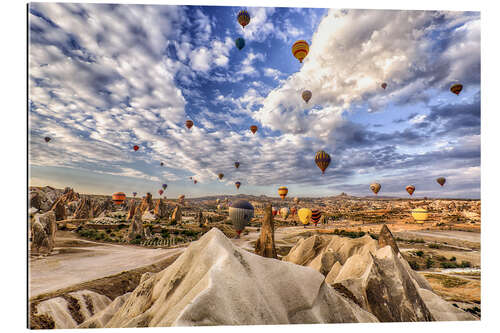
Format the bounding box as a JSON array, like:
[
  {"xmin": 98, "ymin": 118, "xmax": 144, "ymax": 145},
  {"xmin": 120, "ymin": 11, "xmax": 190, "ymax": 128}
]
[
  {"xmin": 406, "ymin": 185, "xmax": 416, "ymax": 196},
  {"xmin": 218, "ymin": 173, "xmax": 224, "ymax": 180},
  {"xmin": 234, "ymin": 161, "xmax": 240, "ymax": 169},
  {"xmin": 44, "ymin": 136, "xmax": 51, "ymax": 143},
  {"xmin": 189, "ymin": 177, "xmax": 193, "ymax": 180},
  {"xmin": 158, "ymin": 189, "xmax": 164, "ymax": 196},
  {"xmin": 160, "ymin": 162, "xmax": 164, "ymax": 166},
  {"xmin": 315, "ymin": 150, "xmax": 331, "ymax": 174},
  {"xmin": 271, "ymin": 207, "xmax": 278, "ymax": 216},
  {"xmin": 132, "ymin": 192, "xmax": 137, "ymax": 197},
  {"xmin": 450, "ymin": 83, "xmax": 463, "ymax": 95},
  {"xmin": 436, "ymin": 177, "xmax": 446, "ymax": 186},
  {"xmin": 133, "ymin": 145, "xmax": 139, "ymax": 151},
  {"xmin": 278, "ymin": 186, "xmax": 288, "ymax": 200},
  {"xmin": 162, "ymin": 184, "xmax": 167, "ymax": 190},
  {"xmin": 298, "ymin": 208, "xmax": 312, "ymax": 226},
  {"xmin": 217, "ymin": 204, "xmax": 222, "ymax": 211},
  {"xmin": 237, "ymin": 10, "xmax": 250, "ymax": 28},
  {"xmin": 235, "ymin": 181, "xmax": 241, "ymax": 189},
  {"xmin": 370, "ymin": 183, "xmax": 381, "ymax": 195},
  {"xmin": 194, "ymin": 180, "xmax": 198, "ymax": 184},
  {"xmin": 311, "ymin": 209, "xmax": 321, "ymax": 226},
  {"xmin": 381, "ymin": 82, "xmax": 387, "ymax": 90},
  {"xmin": 185, "ymin": 120, "xmax": 194, "ymax": 129},
  {"xmin": 292, "ymin": 40, "xmax": 309, "ymax": 63},
  {"xmin": 229, "ymin": 200, "xmax": 254, "ymax": 238},
  {"xmin": 216, "ymin": 199, "xmax": 220, "ymax": 204},
  {"xmin": 280, "ymin": 207, "xmax": 290, "ymax": 219},
  {"xmin": 411, "ymin": 208, "xmax": 428, "ymax": 223},
  {"xmin": 235, "ymin": 37, "xmax": 245, "ymax": 50},
  {"xmin": 293, "ymin": 197, "xmax": 300, "ymax": 204},
  {"xmin": 302, "ymin": 90, "xmax": 312, "ymax": 103},
  {"xmin": 250, "ymin": 125, "xmax": 258, "ymax": 134},
  {"xmin": 112, "ymin": 192, "xmax": 126, "ymax": 205}
]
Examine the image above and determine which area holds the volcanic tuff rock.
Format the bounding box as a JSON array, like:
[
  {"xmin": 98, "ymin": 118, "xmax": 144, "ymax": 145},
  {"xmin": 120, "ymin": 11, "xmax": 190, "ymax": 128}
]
[
  {"xmin": 78, "ymin": 293, "xmax": 132, "ymax": 328},
  {"xmin": 378, "ymin": 224, "xmax": 400, "ymax": 254},
  {"xmin": 104, "ymin": 228, "xmax": 377, "ymax": 327},
  {"xmin": 127, "ymin": 214, "xmax": 144, "ymax": 241},
  {"xmin": 127, "ymin": 199, "xmax": 137, "ymax": 220},
  {"xmin": 154, "ymin": 199, "xmax": 169, "ymax": 218},
  {"xmin": 33, "ymin": 290, "xmax": 111, "ymax": 329},
  {"xmin": 171, "ymin": 205, "xmax": 182, "ymax": 224},
  {"xmin": 254, "ymin": 204, "xmax": 278, "ymax": 259},
  {"xmin": 139, "ymin": 193, "xmax": 154, "ymax": 214},
  {"xmin": 30, "ymin": 211, "xmax": 57, "ymax": 255}
]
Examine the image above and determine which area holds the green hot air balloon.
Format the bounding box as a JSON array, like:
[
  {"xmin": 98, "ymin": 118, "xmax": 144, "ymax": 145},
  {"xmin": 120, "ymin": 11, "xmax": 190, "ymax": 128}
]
[
  {"xmin": 229, "ymin": 200, "xmax": 254, "ymax": 238},
  {"xmin": 235, "ymin": 37, "xmax": 245, "ymax": 50}
]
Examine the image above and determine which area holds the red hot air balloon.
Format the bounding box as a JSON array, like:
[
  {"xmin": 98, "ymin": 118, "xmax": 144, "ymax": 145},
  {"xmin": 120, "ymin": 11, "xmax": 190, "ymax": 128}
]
[
  {"xmin": 311, "ymin": 209, "xmax": 321, "ymax": 226},
  {"xmin": 272, "ymin": 207, "xmax": 278, "ymax": 216},
  {"xmin": 185, "ymin": 120, "xmax": 194, "ymax": 129},
  {"xmin": 194, "ymin": 180, "xmax": 198, "ymax": 184},
  {"xmin": 250, "ymin": 125, "xmax": 258, "ymax": 134},
  {"xmin": 381, "ymin": 83, "xmax": 387, "ymax": 89},
  {"xmin": 133, "ymin": 145, "xmax": 139, "ymax": 151},
  {"xmin": 158, "ymin": 189, "xmax": 164, "ymax": 195}
]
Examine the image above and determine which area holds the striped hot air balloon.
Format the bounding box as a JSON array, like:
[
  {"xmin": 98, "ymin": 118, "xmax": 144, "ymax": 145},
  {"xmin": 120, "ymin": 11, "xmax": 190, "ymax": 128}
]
[
  {"xmin": 406, "ymin": 185, "xmax": 416, "ymax": 196},
  {"xmin": 302, "ymin": 90, "xmax": 312, "ymax": 103},
  {"xmin": 112, "ymin": 192, "xmax": 126, "ymax": 205},
  {"xmin": 311, "ymin": 209, "xmax": 321, "ymax": 226},
  {"xmin": 229, "ymin": 200, "xmax": 254, "ymax": 237},
  {"xmin": 237, "ymin": 10, "xmax": 250, "ymax": 28},
  {"xmin": 411, "ymin": 208, "xmax": 428, "ymax": 223},
  {"xmin": 250, "ymin": 125, "xmax": 258, "ymax": 134},
  {"xmin": 278, "ymin": 186, "xmax": 288, "ymax": 200},
  {"xmin": 315, "ymin": 150, "xmax": 331, "ymax": 174},
  {"xmin": 292, "ymin": 40, "xmax": 309, "ymax": 63},
  {"xmin": 450, "ymin": 83, "xmax": 463, "ymax": 95},
  {"xmin": 185, "ymin": 120, "xmax": 194, "ymax": 129}
]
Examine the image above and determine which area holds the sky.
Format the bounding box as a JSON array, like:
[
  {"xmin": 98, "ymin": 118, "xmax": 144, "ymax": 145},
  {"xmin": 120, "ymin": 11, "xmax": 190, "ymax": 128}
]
[{"xmin": 28, "ymin": 3, "xmax": 481, "ymax": 199}]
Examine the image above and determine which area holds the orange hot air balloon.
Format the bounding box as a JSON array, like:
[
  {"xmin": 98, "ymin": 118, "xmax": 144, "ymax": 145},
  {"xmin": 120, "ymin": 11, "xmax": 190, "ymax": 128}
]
[
  {"xmin": 250, "ymin": 125, "xmax": 258, "ymax": 134},
  {"xmin": 315, "ymin": 150, "xmax": 331, "ymax": 174},
  {"xmin": 278, "ymin": 186, "xmax": 288, "ymax": 200},
  {"xmin": 112, "ymin": 192, "xmax": 126, "ymax": 205},
  {"xmin": 292, "ymin": 40, "xmax": 309, "ymax": 63},
  {"xmin": 406, "ymin": 185, "xmax": 415, "ymax": 196},
  {"xmin": 370, "ymin": 183, "xmax": 381, "ymax": 195},
  {"xmin": 133, "ymin": 145, "xmax": 139, "ymax": 151},
  {"xmin": 185, "ymin": 120, "xmax": 194, "ymax": 129},
  {"xmin": 450, "ymin": 84, "xmax": 463, "ymax": 95},
  {"xmin": 381, "ymin": 82, "xmax": 387, "ymax": 89}
]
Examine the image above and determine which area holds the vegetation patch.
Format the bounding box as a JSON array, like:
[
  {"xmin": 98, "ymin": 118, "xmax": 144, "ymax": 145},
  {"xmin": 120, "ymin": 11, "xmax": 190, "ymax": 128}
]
[{"xmin": 424, "ymin": 274, "xmax": 468, "ymax": 288}]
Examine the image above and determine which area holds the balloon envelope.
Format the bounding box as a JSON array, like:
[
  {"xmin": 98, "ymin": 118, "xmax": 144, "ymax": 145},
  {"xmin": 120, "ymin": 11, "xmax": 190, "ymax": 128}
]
[
  {"xmin": 311, "ymin": 209, "xmax": 321, "ymax": 224},
  {"xmin": 381, "ymin": 83, "xmax": 387, "ymax": 89},
  {"xmin": 315, "ymin": 150, "xmax": 331, "ymax": 174},
  {"xmin": 234, "ymin": 162, "xmax": 240, "ymax": 168},
  {"xmin": 158, "ymin": 189, "xmax": 164, "ymax": 195},
  {"xmin": 370, "ymin": 183, "xmax": 381, "ymax": 195},
  {"xmin": 250, "ymin": 125, "xmax": 258, "ymax": 134},
  {"xmin": 450, "ymin": 84, "xmax": 463, "ymax": 95},
  {"xmin": 185, "ymin": 120, "xmax": 194, "ymax": 129},
  {"xmin": 235, "ymin": 181, "xmax": 241, "ymax": 189},
  {"xmin": 278, "ymin": 186, "xmax": 288, "ymax": 200},
  {"xmin": 133, "ymin": 145, "xmax": 139, "ymax": 151},
  {"xmin": 302, "ymin": 90, "xmax": 312, "ymax": 103},
  {"xmin": 44, "ymin": 136, "xmax": 51, "ymax": 143},
  {"xmin": 406, "ymin": 185, "xmax": 416, "ymax": 196},
  {"xmin": 298, "ymin": 208, "xmax": 312, "ymax": 225},
  {"xmin": 229, "ymin": 200, "xmax": 254, "ymax": 234},
  {"xmin": 436, "ymin": 177, "xmax": 446, "ymax": 186},
  {"xmin": 132, "ymin": 192, "xmax": 137, "ymax": 197},
  {"xmin": 280, "ymin": 207, "xmax": 290, "ymax": 219},
  {"xmin": 237, "ymin": 10, "xmax": 250, "ymax": 28},
  {"xmin": 162, "ymin": 184, "xmax": 167, "ymax": 190},
  {"xmin": 292, "ymin": 40, "xmax": 309, "ymax": 63},
  {"xmin": 112, "ymin": 192, "xmax": 126, "ymax": 205},
  {"xmin": 411, "ymin": 208, "xmax": 428, "ymax": 223},
  {"xmin": 218, "ymin": 173, "xmax": 224, "ymax": 180},
  {"xmin": 235, "ymin": 37, "xmax": 245, "ymax": 50}
]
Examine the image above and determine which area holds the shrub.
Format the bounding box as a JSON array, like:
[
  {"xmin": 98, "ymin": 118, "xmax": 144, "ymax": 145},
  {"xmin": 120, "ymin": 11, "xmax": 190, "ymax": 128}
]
[
  {"xmin": 135, "ymin": 234, "xmax": 142, "ymax": 240},
  {"xmin": 118, "ymin": 223, "xmax": 127, "ymax": 230},
  {"xmin": 409, "ymin": 261, "xmax": 419, "ymax": 270},
  {"xmin": 460, "ymin": 261, "xmax": 471, "ymax": 268},
  {"xmin": 415, "ymin": 250, "xmax": 424, "ymax": 257},
  {"xmin": 429, "ymin": 243, "xmax": 441, "ymax": 249},
  {"xmin": 450, "ymin": 256, "xmax": 456, "ymax": 262},
  {"xmin": 105, "ymin": 229, "xmax": 112, "ymax": 234},
  {"xmin": 130, "ymin": 239, "xmax": 141, "ymax": 245},
  {"xmin": 426, "ymin": 258, "xmax": 434, "ymax": 269},
  {"xmin": 110, "ymin": 232, "xmax": 116, "ymax": 237}
]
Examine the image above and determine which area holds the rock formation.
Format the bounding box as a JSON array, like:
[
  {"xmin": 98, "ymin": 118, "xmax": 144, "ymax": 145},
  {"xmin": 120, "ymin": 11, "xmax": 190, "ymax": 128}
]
[
  {"xmin": 127, "ymin": 199, "xmax": 137, "ymax": 220},
  {"xmin": 171, "ymin": 205, "xmax": 182, "ymax": 224},
  {"xmin": 73, "ymin": 197, "xmax": 91, "ymax": 219},
  {"xmin": 254, "ymin": 204, "xmax": 277, "ymax": 259},
  {"xmin": 32, "ymin": 290, "xmax": 111, "ymax": 329},
  {"xmin": 154, "ymin": 199, "xmax": 169, "ymax": 218},
  {"xmin": 127, "ymin": 214, "xmax": 144, "ymax": 241},
  {"xmin": 49, "ymin": 187, "xmax": 77, "ymax": 221},
  {"xmin": 378, "ymin": 224, "xmax": 400, "ymax": 254},
  {"xmin": 78, "ymin": 293, "xmax": 131, "ymax": 328},
  {"xmin": 104, "ymin": 228, "xmax": 377, "ymax": 327},
  {"xmin": 30, "ymin": 211, "xmax": 57, "ymax": 255},
  {"xmin": 139, "ymin": 193, "xmax": 154, "ymax": 215}
]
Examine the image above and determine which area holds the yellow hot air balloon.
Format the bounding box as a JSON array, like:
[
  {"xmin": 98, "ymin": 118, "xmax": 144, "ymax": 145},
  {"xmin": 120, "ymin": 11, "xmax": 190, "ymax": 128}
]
[
  {"xmin": 370, "ymin": 183, "xmax": 381, "ymax": 195},
  {"xmin": 411, "ymin": 208, "xmax": 428, "ymax": 223},
  {"xmin": 302, "ymin": 90, "xmax": 312, "ymax": 103},
  {"xmin": 278, "ymin": 186, "xmax": 288, "ymax": 200},
  {"xmin": 292, "ymin": 40, "xmax": 309, "ymax": 63},
  {"xmin": 298, "ymin": 208, "xmax": 312, "ymax": 226}
]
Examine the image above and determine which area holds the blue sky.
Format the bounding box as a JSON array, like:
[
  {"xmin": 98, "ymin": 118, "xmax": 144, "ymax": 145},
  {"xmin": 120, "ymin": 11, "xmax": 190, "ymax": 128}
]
[{"xmin": 28, "ymin": 3, "xmax": 480, "ymax": 199}]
